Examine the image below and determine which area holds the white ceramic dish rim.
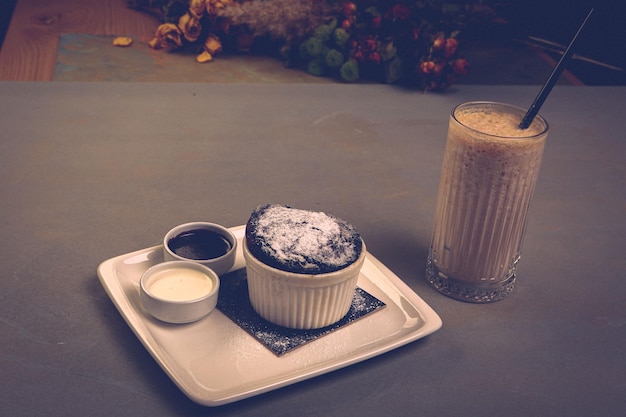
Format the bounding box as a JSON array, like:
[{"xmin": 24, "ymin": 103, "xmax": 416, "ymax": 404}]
[{"xmin": 98, "ymin": 225, "xmax": 443, "ymax": 406}]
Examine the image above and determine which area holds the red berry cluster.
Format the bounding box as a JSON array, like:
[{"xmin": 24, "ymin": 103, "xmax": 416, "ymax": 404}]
[
  {"xmin": 350, "ymin": 36, "xmax": 381, "ymax": 64},
  {"xmin": 342, "ymin": 1, "xmax": 468, "ymax": 88},
  {"xmin": 418, "ymin": 33, "xmax": 469, "ymax": 90},
  {"xmin": 289, "ymin": 1, "xmax": 469, "ymax": 88},
  {"xmin": 337, "ymin": 2, "xmax": 393, "ymax": 79}
]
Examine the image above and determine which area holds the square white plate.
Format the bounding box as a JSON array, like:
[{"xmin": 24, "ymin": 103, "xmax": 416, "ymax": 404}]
[{"xmin": 97, "ymin": 225, "xmax": 442, "ymax": 406}]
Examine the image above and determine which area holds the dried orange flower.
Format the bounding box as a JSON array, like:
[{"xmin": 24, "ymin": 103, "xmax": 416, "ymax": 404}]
[
  {"xmin": 205, "ymin": 0, "xmax": 232, "ymax": 16},
  {"xmin": 178, "ymin": 13, "xmax": 202, "ymax": 43},
  {"xmin": 196, "ymin": 51, "xmax": 213, "ymax": 63},
  {"xmin": 152, "ymin": 23, "xmax": 183, "ymax": 49},
  {"xmin": 196, "ymin": 34, "xmax": 223, "ymax": 63},
  {"xmin": 148, "ymin": 37, "xmax": 161, "ymax": 49},
  {"xmin": 112, "ymin": 36, "xmax": 133, "ymax": 47},
  {"xmin": 204, "ymin": 34, "xmax": 223, "ymax": 55},
  {"xmin": 189, "ymin": 0, "xmax": 206, "ymax": 19}
]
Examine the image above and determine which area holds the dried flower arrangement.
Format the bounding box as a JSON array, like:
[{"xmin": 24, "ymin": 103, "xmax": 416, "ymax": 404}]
[{"xmin": 126, "ymin": 0, "xmax": 471, "ymax": 90}]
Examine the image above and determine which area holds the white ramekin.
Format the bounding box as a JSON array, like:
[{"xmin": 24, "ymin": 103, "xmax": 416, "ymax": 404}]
[
  {"xmin": 163, "ymin": 222, "xmax": 237, "ymax": 276},
  {"xmin": 243, "ymin": 240, "xmax": 366, "ymax": 329},
  {"xmin": 140, "ymin": 261, "xmax": 220, "ymax": 324}
]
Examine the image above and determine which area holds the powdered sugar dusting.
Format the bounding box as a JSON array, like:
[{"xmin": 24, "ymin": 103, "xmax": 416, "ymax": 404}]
[{"xmin": 255, "ymin": 205, "xmax": 358, "ymax": 271}]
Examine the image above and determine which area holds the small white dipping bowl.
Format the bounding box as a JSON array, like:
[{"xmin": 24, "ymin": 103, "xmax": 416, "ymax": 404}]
[
  {"xmin": 163, "ymin": 222, "xmax": 237, "ymax": 276},
  {"xmin": 140, "ymin": 261, "xmax": 220, "ymax": 324}
]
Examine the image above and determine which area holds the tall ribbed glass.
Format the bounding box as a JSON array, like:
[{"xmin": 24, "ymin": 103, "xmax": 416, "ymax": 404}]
[{"xmin": 426, "ymin": 102, "xmax": 549, "ymax": 303}]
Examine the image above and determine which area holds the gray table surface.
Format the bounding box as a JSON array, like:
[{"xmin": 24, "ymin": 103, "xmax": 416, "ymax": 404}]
[{"xmin": 1, "ymin": 82, "xmax": 624, "ymax": 417}]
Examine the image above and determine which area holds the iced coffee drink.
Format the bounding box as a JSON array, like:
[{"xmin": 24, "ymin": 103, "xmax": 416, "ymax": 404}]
[{"xmin": 426, "ymin": 102, "xmax": 549, "ymax": 303}]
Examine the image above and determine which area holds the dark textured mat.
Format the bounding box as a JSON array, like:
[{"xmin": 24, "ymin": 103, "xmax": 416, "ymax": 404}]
[{"xmin": 217, "ymin": 268, "xmax": 386, "ymax": 356}]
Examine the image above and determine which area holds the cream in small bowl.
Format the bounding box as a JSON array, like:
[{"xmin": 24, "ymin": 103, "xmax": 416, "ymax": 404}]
[
  {"xmin": 140, "ymin": 261, "xmax": 220, "ymax": 323},
  {"xmin": 163, "ymin": 222, "xmax": 237, "ymax": 276}
]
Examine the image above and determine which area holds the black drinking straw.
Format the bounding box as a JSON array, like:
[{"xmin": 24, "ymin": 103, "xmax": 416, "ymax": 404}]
[{"xmin": 519, "ymin": 8, "xmax": 594, "ymax": 129}]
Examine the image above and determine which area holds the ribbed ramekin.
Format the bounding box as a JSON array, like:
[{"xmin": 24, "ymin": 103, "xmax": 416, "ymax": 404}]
[{"xmin": 243, "ymin": 240, "xmax": 366, "ymax": 329}]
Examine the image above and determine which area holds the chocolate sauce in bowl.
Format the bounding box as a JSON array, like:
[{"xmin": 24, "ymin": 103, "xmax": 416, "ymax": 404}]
[{"xmin": 168, "ymin": 229, "xmax": 232, "ymax": 260}]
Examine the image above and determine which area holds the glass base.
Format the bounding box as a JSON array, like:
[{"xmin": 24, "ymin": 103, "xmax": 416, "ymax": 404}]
[{"xmin": 425, "ymin": 255, "xmax": 516, "ymax": 303}]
